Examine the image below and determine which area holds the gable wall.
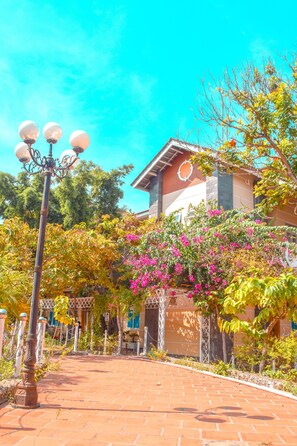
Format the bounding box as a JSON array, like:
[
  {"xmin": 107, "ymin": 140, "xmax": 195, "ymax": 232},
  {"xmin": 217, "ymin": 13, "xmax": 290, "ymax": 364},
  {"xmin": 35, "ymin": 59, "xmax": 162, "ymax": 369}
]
[{"xmin": 162, "ymin": 153, "xmax": 206, "ymax": 219}]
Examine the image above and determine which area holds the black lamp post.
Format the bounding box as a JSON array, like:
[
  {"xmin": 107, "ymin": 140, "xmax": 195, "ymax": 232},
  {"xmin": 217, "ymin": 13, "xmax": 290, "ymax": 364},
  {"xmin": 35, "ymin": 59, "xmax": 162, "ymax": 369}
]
[{"xmin": 13, "ymin": 120, "xmax": 90, "ymax": 409}]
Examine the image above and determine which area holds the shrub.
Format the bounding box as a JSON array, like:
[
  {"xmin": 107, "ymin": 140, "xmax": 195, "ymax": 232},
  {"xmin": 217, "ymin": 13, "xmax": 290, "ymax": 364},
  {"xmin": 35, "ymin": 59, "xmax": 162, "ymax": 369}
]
[
  {"xmin": 234, "ymin": 340, "xmax": 263, "ymax": 372},
  {"xmin": 147, "ymin": 345, "xmax": 168, "ymax": 361},
  {"xmin": 0, "ymin": 359, "xmax": 14, "ymax": 380},
  {"xmin": 267, "ymin": 333, "xmax": 297, "ymax": 372},
  {"xmin": 78, "ymin": 332, "xmax": 118, "ymax": 354},
  {"xmin": 212, "ymin": 360, "xmax": 231, "ymax": 376},
  {"xmin": 174, "ymin": 357, "xmax": 211, "ymax": 371}
]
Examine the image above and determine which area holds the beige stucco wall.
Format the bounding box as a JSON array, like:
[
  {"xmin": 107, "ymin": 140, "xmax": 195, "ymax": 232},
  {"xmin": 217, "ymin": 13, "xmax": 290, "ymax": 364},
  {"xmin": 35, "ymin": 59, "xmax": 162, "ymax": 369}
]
[
  {"xmin": 271, "ymin": 203, "xmax": 297, "ymax": 226},
  {"xmin": 233, "ymin": 173, "xmax": 254, "ymax": 210},
  {"xmin": 280, "ymin": 318, "xmax": 292, "ymax": 337},
  {"xmin": 123, "ymin": 302, "xmax": 200, "ymax": 357},
  {"xmin": 233, "ymin": 305, "xmax": 293, "ymax": 347},
  {"xmin": 233, "ymin": 306, "xmax": 255, "ymax": 348},
  {"xmin": 164, "ymin": 308, "xmax": 200, "ymax": 357}
]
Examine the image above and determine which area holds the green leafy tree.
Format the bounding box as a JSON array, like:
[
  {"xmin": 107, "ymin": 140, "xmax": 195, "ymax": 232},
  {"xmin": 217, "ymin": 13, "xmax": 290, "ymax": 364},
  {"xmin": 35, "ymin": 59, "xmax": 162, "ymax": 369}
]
[
  {"xmin": 192, "ymin": 58, "xmax": 297, "ymax": 211},
  {"xmin": 0, "ymin": 161, "xmax": 133, "ymax": 228},
  {"xmin": 98, "ymin": 213, "xmax": 158, "ymax": 353},
  {"xmin": 53, "ymin": 295, "xmax": 74, "ymax": 326},
  {"xmin": 223, "ymin": 272, "xmax": 297, "ymax": 372},
  {"xmin": 0, "ymin": 218, "xmax": 35, "ymax": 318},
  {"xmin": 0, "ymin": 172, "xmax": 62, "ymax": 228}
]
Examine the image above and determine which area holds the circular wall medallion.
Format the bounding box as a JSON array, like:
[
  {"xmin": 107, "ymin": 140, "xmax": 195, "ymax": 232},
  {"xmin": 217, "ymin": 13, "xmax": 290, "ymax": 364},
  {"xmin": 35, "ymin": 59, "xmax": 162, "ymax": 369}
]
[{"xmin": 178, "ymin": 160, "xmax": 193, "ymax": 181}]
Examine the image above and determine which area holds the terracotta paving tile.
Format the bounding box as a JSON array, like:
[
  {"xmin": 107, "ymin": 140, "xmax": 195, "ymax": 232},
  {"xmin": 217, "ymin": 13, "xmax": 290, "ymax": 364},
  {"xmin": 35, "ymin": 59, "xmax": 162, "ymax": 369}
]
[
  {"xmin": 253, "ymin": 424, "xmax": 293, "ymax": 435},
  {"xmin": 93, "ymin": 433, "xmax": 138, "ymax": 444},
  {"xmin": 65, "ymin": 443, "xmax": 109, "ymax": 446},
  {"xmin": 201, "ymin": 430, "xmax": 240, "ymax": 441},
  {"xmin": 15, "ymin": 436, "xmax": 68, "ymax": 445},
  {"xmin": 0, "ymin": 434, "xmax": 27, "ymax": 445},
  {"xmin": 240, "ymin": 431, "xmax": 283, "ymax": 442},
  {"xmin": 278, "ymin": 434, "xmax": 297, "ymax": 444},
  {"xmin": 135, "ymin": 434, "xmax": 178, "ymax": 445},
  {"xmin": 1, "ymin": 356, "xmax": 297, "ymax": 445},
  {"xmin": 179, "ymin": 439, "xmax": 203, "ymax": 446}
]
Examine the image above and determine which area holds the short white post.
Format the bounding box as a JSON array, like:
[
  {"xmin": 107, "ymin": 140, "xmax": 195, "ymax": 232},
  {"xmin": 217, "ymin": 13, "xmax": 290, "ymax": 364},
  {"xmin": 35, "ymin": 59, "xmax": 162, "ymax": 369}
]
[
  {"xmin": 14, "ymin": 313, "xmax": 28, "ymax": 377},
  {"xmin": 73, "ymin": 323, "xmax": 79, "ymax": 352},
  {"xmin": 272, "ymin": 359, "xmax": 276, "ymax": 372},
  {"xmin": 9, "ymin": 322, "xmax": 18, "ymax": 355},
  {"xmin": 103, "ymin": 329, "xmax": 108, "ymax": 355},
  {"xmin": 0, "ymin": 309, "xmax": 7, "ymax": 359},
  {"xmin": 36, "ymin": 317, "xmax": 47, "ymax": 364},
  {"xmin": 90, "ymin": 315, "xmax": 94, "ymax": 351},
  {"xmin": 231, "ymin": 352, "xmax": 235, "ymax": 369},
  {"xmin": 136, "ymin": 340, "xmax": 140, "ymax": 356},
  {"xmin": 65, "ymin": 325, "xmax": 69, "ymax": 346},
  {"xmin": 143, "ymin": 326, "xmax": 148, "ymax": 355},
  {"xmin": 60, "ymin": 323, "xmax": 63, "ymax": 343}
]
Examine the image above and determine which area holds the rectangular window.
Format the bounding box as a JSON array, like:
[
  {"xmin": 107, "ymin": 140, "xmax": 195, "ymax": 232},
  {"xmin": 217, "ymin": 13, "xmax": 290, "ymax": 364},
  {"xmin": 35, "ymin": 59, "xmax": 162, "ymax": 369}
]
[
  {"xmin": 174, "ymin": 212, "xmax": 182, "ymax": 223},
  {"xmin": 127, "ymin": 308, "xmax": 140, "ymax": 329}
]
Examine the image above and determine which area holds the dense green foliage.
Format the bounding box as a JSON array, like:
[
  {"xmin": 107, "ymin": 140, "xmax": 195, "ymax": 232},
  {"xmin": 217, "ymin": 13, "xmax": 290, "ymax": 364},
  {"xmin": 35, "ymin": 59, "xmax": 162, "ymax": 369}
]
[{"xmin": 0, "ymin": 161, "xmax": 133, "ymax": 229}]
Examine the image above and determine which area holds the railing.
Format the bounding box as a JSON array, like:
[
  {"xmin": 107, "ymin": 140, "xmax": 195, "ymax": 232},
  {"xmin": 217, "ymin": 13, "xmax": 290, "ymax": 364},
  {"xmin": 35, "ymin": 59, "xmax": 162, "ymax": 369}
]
[
  {"xmin": 0, "ymin": 309, "xmax": 150, "ymax": 382},
  {"xmin": 0, "ymin": 309, "xmax": 82, "ymax": 381}
]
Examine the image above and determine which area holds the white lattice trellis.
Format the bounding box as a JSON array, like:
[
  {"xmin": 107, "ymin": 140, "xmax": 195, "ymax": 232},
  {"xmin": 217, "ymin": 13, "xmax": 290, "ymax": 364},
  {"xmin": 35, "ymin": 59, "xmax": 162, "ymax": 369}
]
[
  {"xmin": 40, "ymin": 296, "xmax": 94, "ymax": 311},
  {"xmin": 157, "ymin": 289, "xmax": 166, "ymax": 351},
  {"xmin": 200, "ymin": 315, "xmax": 210, "ymax": 363}
]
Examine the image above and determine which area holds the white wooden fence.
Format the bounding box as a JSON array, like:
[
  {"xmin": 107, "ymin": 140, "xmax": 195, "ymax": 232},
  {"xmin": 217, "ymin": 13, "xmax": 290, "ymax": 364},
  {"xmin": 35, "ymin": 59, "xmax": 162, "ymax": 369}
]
[{"xmin": 0, "ymin": 309, "xmax": 82, "ymax": 380}]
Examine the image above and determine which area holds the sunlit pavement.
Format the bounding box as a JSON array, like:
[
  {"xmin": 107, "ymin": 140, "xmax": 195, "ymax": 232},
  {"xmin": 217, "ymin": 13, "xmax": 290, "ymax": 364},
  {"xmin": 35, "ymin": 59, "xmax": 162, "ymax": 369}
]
[{"xmin": 1, "ymin": 355, "xmax": 297, "ymax": 445}]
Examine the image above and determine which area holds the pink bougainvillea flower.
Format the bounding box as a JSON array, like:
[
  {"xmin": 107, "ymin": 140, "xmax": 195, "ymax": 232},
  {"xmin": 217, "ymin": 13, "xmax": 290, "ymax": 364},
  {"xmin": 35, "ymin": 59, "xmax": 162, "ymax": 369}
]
[
  {"xmin": 179, "ymin": 233, "xmax": 190, "ymax": 246},
  {"xmin": 171, "ymin": 245, "xmax": 181, "ymax": 257},
  {"xmin": 209, "ymin": 264, "xmax": 217, "ymax": 274},
  {"xmin": 208, "ymin": 209, "xmax": 222, "ymax": 217},
  {"xmin": 193, "ymin": 235, "xmax": 204, "ymax": 243},
  {"xmin": 174, "ymin": 263, "xmax": 183, "ymax": 275},
  {"xmin": 126, "ymin": 234, "xmax": 140, "ymax": 242}
]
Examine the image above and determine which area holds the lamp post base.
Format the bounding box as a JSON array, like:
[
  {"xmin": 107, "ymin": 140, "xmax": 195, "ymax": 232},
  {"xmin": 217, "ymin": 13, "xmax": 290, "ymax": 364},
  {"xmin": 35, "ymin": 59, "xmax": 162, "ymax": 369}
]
[{"xmin": 13, "ymin": 382, "xmax": 40, "ymax": 409}]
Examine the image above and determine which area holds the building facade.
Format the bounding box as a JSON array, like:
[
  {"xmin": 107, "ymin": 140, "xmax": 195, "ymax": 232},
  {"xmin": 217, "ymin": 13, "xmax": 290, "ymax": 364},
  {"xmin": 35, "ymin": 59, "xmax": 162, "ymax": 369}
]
[{"xmin": 130, "ymin": 138, "xmax": 297, "ymax": 360}]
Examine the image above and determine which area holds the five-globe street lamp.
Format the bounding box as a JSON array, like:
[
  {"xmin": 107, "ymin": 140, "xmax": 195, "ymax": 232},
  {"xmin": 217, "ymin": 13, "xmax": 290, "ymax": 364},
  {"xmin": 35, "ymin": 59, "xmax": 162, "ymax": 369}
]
[{"xmin": 13, "ymin": 120, "xmax": 90, "ymax": 409}]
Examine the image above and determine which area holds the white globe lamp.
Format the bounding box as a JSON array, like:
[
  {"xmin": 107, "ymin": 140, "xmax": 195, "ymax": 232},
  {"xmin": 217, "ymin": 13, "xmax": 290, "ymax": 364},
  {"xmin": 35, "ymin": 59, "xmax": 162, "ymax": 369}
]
[
  {"xmin": 15, "ymin": 142, "xmax": 32, "ymax": 163},
  {"xmin": 18, "ymin": 120, "xmax": 39, "ymax": 143},
  {"xmin": 70, "ymin": 130, "xmax": 90, "ymax": 153},
  {"xmin": 43, "ymin": 122, "xmax": 63, "ymax": 143}
]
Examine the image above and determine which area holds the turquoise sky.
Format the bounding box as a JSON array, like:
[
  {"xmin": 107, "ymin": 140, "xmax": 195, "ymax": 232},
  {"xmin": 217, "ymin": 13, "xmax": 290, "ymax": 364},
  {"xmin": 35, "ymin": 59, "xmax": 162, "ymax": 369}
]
[{"xmin": 1, "ymin": 0, "xmax": 297, "ymax": 212}]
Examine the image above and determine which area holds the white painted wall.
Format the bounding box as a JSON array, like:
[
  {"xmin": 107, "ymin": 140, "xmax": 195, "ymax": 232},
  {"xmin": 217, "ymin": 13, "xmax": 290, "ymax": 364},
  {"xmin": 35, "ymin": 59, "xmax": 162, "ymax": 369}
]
[{"xmin": 162, "ymin": 183, "xmax": 206, "ymax": 221}]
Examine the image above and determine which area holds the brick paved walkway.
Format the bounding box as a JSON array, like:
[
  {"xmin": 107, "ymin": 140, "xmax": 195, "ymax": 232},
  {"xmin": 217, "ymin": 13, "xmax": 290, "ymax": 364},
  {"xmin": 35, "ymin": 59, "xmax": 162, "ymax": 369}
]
[{"xmin": 1, "ymin": 356, "xmax": 297, "ymax": 446}]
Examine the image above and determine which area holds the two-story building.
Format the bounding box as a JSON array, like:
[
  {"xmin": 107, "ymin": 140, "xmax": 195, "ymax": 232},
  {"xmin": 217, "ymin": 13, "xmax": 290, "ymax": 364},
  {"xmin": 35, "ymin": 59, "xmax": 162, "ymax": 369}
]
[{"xmin": 128, "ymin": 138, "xmax": 297, "ymax": 361}]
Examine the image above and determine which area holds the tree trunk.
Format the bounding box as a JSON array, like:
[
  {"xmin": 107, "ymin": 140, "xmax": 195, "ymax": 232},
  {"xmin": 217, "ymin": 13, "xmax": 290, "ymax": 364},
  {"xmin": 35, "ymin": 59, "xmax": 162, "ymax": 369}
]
[
  {"xmin": 221, "ymin": 330, "xmax": 228, "ymax": 363},
  {"xmin": 259, "ymin": 319, "xmax": 279, "ymax": 373},
  {"xmin": 116, "ymin": 306, "xmax": 122, "ymax": 356},
  {"xmin": 259, "ymin": 339, "xmax": 267, "ymax": 374},
  {"xmin": 215, "ymin": 305, "xmax": 228, "ymax": 363}
]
